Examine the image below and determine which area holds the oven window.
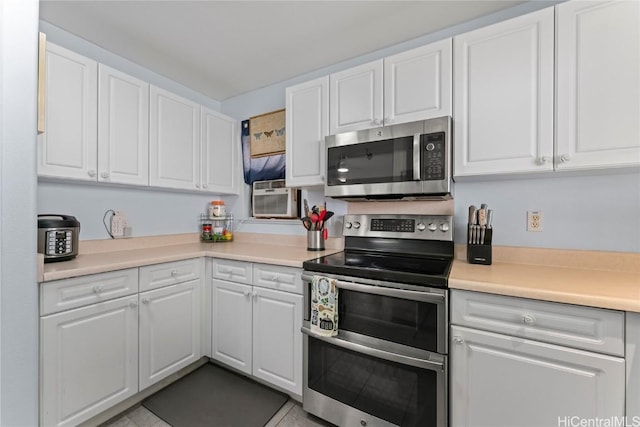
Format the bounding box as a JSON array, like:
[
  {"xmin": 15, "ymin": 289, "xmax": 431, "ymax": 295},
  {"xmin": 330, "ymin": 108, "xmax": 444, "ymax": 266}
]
[
  {"xmin": 338, "ymin": 289, "xmax": 438, "ymax": 352},
  {"xmin": 326, "ymin": 136, "xmax": 414, "ymax": 186},
  {"xmin": 308, "ymin": 336, "xmax": 437, "ymax": 426}
]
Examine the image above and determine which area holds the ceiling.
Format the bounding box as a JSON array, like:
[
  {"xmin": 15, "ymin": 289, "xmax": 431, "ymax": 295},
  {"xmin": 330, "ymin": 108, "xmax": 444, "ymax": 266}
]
[{"xmin": 39, "ymin": 0, "xmax": 526, "ymax": 101}]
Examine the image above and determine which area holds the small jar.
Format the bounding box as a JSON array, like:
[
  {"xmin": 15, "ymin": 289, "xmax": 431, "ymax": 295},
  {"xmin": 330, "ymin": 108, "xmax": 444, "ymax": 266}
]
[
  {"xmin": 202, "ymin": 223, "xmax": 212, "ymax": 241},
  {"xmin": 209, "ymin": 200, "xmax": 226, "ymax": 217}
]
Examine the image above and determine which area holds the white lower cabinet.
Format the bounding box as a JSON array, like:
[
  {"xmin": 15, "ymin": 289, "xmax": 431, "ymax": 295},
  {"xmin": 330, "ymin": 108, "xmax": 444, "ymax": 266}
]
[
  {"xmin": 40, "ymin": 294, "xmax": 139, "ymax": 427},
  {"xmin": 139, "ymin": 278, "xmax": 202, "ymax": 390},
  {"xmin": 450, "ymin": 290, "xmax": 626, "ymax": 427},
  {"xmin": 627, "ymin": 312, "xmax": 640, "ymax": 418},
  {"xmin": 40, "ymin": 259, "xmax": 204, "ymax": 426},
  {"xmin": 211, "ymin": 260, "xmax": 303, "ymax": 396}
]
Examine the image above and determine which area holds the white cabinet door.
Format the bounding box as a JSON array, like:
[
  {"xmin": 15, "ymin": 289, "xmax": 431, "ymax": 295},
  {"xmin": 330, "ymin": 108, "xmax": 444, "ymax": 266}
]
[
  {"xmin": 285, "ymin": 76, "xmax": 329, "ymax": 187},
  {"xmin": 201, "ymin": 107, "xmax": 238, "ymax": 194},
  {"xmin": 555, "ymin": 0, "xmax": 640, "ymax": 170},
  {"xmin": 149, "ymin": 85, "xmax": 200, "ymax": 190},
  {"xmin": 252, "ymin": 286, "xmax": 303, "ymax": 395},
  {"xmin": 453, "ymin": 8, "xmax": 555, "ymax": 177},
  {"xmin": 98, "ymin": 64, "xmax": 149, "ymax": 186},
  {"xmin": 211, "ymin": 278, "xmax": 252, "ymax": 375},
  {"xmin": 38, "ymin": 42, "xmax": 98, "ymax": 181},
  {"xmin": 450, "ymin": 325, "xmax": 625, "ymax": 427},
  {"xmin": 627, "ymin": 312, "xmax": 640, "ymax": 419},
  {"xmin": 330, "ymin": 60, "xmax": 383, "ymax": 134},
  {"xmin": 139, "ymin": 279, "xmax": 202, "ymax": 390},
  {"xmin": 40, "ymin": 295, "xmax": 139, "ymax": 427},
  {"xmin": 384, "ymin": 38, "xmax": 452, "ymax": 126}
]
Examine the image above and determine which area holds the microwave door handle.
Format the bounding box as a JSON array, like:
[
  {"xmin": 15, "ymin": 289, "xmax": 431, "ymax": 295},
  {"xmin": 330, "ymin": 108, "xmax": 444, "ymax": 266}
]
[{"xmin": 413, "ymin": 133, "xmax": 421, "ymax": 180}]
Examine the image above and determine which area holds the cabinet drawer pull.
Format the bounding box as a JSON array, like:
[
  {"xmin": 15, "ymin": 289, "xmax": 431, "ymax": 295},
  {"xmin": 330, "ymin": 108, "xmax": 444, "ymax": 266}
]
[
  {"xmin": 129, "ymin": 301, "xmax": 138, "ymax": 308},
  {"xmin": 170, "ymin": 269, "xmax": 178, "ymax": 277},
  {"xmin": 521, "ymin": 314, "xmax": 536, "ymax": 325},
  {"xmin": 92, "ymin": 285, "xmax": 103, "ymax": 294},
  {"xmin": 142, "ymin": 297, "xmax": 151, "ymax": 304}
]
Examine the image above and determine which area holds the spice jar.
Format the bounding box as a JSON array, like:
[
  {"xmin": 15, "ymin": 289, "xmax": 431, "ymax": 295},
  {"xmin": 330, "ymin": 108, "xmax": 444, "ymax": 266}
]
[
  {"xmin": 202, "ymin": 223, "xmax": 212, "ymax": 241},
  {"xmin": 209, "ymin": 200, "xmax": 226, "ymax": 218}
]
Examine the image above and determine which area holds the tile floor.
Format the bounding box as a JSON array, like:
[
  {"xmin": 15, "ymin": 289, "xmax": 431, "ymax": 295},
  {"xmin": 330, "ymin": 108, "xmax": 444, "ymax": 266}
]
[{"xmin": 102, "ymin": 399, "xmax": 333, "ymax": 427}]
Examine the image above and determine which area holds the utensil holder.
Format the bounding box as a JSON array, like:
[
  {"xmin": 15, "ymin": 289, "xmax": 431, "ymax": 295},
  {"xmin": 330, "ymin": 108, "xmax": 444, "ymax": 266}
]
[
  {"xmin": 307, "ymin": 230, "xmax": 325, "ymax": 251},
  {"xmin": 467, "ymin": 228, "xmax": 492, "ymax": 265}
]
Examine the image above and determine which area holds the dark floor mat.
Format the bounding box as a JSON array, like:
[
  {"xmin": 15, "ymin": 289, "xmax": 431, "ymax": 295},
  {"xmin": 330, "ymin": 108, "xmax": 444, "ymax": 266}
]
[{"xmin": 142, "ymin": 363, "xmax": 289, "ymax": 427}]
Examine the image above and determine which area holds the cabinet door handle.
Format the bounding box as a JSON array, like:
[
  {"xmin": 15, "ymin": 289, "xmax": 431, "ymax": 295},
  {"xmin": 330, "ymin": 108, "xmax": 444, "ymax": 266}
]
[
  {"xmin": 88, "ymin": 170, "xmax": 97, "ymax": 177},
  {"xmin": 521, "ymin": 314, "xmax": 536, "ymax": 325},
  {"xmin": 92, "ymin": 285, "xmax": 103, "ymax": 293},
  {"xmin": 536, "ymin": 156, "xmax": 549, "ymax": 165},
  {"xmin": 271, "ymin": 274, "xmax": 279, "ymax": 282},
  {"xmin": 452, "ymin": 336, "xmax": 464, "ymax": 344},
  {"xmin": 243, "ymin": 290, "xmax": 250, "ymax": 297},
  {"xmin": 252, "ymin": 291, "xmax": 258, "ymax": 301},
  {"xmin": 559, "ymin": 154, "xmax": 570, "ymax": 163},
  {"xmin": 142, "ymin": 297, "xmax": 151, "ymax": 304},
  {"xmin": 203, "ymin": 184, "xmax": 208, "ymax": 189},
  {"xmin": 100, "ymin": 171, "xmax": 110, "ymax": 179},
  {"xmin": 129, "ymin": 301, "xmax": 138, "ymax": 308}
]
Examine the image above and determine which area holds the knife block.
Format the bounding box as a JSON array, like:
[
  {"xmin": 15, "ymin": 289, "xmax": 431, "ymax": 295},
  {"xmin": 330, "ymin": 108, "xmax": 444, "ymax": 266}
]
[{"xmin": 467, "ymin": 228, "xmax": 492, "ymax": 265}]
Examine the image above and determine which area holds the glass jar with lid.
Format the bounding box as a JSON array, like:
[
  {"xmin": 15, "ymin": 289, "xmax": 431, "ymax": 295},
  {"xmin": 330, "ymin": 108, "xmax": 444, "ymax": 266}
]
[{"xmin": 209, "ymin": 200, "xmax": 226, "ymax": 218}]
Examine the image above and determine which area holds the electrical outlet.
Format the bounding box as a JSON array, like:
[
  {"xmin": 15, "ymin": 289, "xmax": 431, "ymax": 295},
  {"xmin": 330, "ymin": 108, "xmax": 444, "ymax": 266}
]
[
  {"xmin": 111, "ymin": 211, "xmax": 128, "ymax": 238},
  {"xmin": 527, "ymin": 211, "xmax": 542, "ymax": 232}
]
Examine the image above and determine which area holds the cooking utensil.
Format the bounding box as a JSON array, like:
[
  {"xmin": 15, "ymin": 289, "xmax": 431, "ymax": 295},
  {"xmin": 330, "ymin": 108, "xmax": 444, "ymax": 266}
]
[
  {"xmin": 310, "ymin": 212, "xmax": 320, "ymax": 230},
  {"xmin": 323, "ymin": 228, "xmax": 328, "ymax": 240},
  {"xmin": 301, "ymin": 217, "xmax": 312, "ymax": 231}
]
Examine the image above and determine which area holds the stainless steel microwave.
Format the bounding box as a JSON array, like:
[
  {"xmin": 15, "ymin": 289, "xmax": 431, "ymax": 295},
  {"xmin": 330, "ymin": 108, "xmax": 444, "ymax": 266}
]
[{"xmin": 324, "ymin": 116, "xmax": 452, "ymax": 200}]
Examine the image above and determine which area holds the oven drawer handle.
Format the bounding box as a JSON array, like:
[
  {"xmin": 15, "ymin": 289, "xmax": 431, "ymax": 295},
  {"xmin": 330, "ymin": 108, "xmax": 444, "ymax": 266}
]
[
  {"xmin": 301, "ymin": 326, "xmax": 445, "ymax": 372},
  {"xmin": 301, "ymin": 274, "xmax": 445, "ymax": 304}
]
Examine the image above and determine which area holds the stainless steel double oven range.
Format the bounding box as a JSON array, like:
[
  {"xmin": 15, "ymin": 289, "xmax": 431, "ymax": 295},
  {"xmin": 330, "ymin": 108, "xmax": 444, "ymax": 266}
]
[{"xmin": 302, "ymin": 214, "xmax": 453, "ymax": 427}]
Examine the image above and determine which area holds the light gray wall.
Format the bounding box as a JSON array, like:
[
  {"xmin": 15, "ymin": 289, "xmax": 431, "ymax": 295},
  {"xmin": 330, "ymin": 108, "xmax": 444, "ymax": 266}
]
[
  {"xmin": 221, "ymin": 0, "xmax": 640, "ymax": 253},
  {"xmin": 37, "ymin": 21, "xmax": 237, "ymax": 240},
  {"xmin": 0, "ymin": 0, "xmax": 39, "ymax": 425}
]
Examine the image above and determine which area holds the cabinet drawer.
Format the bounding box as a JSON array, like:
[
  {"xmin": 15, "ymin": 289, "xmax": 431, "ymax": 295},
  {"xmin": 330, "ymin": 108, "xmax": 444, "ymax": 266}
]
[
  {"xmin": 451, "ymin": 290, "xmax": 625, "ymax": 357},
  {"xmin": 253, "ymin": 264, "xmax": 302, "ymax": 294},
  {"xmin": 211, "ymin": 258, "xmax": 252, "ymax": 285},
  {"xmin": 139, "ymin": 258, "xmax": 201, "ymax": 292},
  {"xmin": 40, "ymin": 268, "xmax": 138, "ymax": 316}
]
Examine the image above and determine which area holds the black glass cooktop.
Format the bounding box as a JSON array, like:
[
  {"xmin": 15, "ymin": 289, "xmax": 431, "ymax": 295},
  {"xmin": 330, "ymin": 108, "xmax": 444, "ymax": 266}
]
[{"xmin": 303, "ymin": 250, "xmax": 452, "ymax": 288}]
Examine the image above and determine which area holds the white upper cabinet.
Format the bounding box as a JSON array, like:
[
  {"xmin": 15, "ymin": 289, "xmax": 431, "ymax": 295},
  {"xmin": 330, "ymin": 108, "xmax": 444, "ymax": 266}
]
[
  {"xmin": 384, "ymin": 38, "xmax": 452, "ymax": 126},
  {"xmin": 38, "ymin": 42, "xmax": 98, "ymax": 181},
  {"xmin": 329, "ymin": 39, "xmax": 453, "ymax": 135},
  {"xmin": 453, "ymin": 8, "xmax": 555, "ymax": 177},
  {"xmin": 98, "ymin": 64, "xmax": 149, "ymax": 186},
  {"xmin": 149, "ymin": 85, "xmax": 200, "ymax": 190},
  {"xmin": 330, "ymin": 60, "xmax": 384, "ymax": 135},
  {"xmin": 285, "ymin": 76, "xmax": 329, "ymax": 187},
  {"xmin": 201, "ymin": 107, "xmax": 238, "ymax": 194},
  {"xmin": 555, "ymin": 0, "xmax": 640, "ymax": 170}
]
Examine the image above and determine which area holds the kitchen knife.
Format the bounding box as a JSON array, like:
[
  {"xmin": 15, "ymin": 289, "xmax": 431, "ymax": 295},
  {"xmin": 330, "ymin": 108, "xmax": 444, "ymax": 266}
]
[
  {"xmin": 478, "ymin": 208, "xmax": 487, "ymax": 244},
  {"xmin": 304, "ymin": 199, "xmax": 310, "ymax": 217},
  {"xmin": 487, "ymin": 209, "xmax": 493, "ymax": 229},
  {"xmin": 468, "ymin": 205, "xmax": 477, "ymax": 245}
]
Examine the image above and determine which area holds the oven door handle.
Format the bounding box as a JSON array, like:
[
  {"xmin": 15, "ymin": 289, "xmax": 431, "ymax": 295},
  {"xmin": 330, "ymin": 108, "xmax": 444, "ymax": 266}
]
[
  {"xmin": 302, "ymin": 274, "xmax": 445, "ymax": 304},
  {"xmin": 302, "ymin": 326, "xmax": 445, "ymax": 372}
]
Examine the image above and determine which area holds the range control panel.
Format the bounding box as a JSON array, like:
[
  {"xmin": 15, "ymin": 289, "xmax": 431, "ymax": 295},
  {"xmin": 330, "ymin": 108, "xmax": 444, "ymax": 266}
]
[{"xmin": 344, "ymin": 214, "xmax": 453, "ymax": 241}]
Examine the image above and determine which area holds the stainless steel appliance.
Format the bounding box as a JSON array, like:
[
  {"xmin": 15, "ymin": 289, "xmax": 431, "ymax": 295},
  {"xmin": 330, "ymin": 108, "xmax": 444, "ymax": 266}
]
[
  {"xmin": 252, "ymin": 179, "xmax": 300, "ymax": 218},
  {"xmin": 324, "ymin": 117, "xmax": 452, "ymax": 200},
  {"xmin": 37, "ymin": 214, "xmax": 80, "ymax": 262},
  {"xmin": 302, "ymin": 214, "xmax": 453, "ymax": 427}
]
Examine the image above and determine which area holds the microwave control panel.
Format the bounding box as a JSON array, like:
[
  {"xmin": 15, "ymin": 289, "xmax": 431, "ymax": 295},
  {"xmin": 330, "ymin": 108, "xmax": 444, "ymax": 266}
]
[
  {"xmin": 45, "ymin": 229, "xmax": 74, "ymax": 255},
  {"xmin": 422, "ymin": 132, "xmax": 446, "ymax": 181}
]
